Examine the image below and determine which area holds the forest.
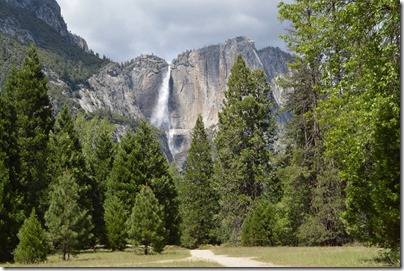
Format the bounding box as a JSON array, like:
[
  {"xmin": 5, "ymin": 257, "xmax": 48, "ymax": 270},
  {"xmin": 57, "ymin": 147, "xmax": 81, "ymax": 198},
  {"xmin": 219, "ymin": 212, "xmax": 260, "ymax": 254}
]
[{"xmin": 0, "ymin": 0, "xmax": 400, "ymax": 265}]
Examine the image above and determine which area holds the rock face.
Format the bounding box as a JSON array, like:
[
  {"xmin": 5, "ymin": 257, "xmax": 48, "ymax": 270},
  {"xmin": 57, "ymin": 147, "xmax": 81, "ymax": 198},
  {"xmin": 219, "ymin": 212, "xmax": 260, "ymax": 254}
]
[
  {"xmin": 79, "ymin": 37, "xmax": 292, "ymax": 168},
  {"xmin": 167, "ymin": 37, "xmax": 292, "ymax": 166},
  {"xmin": 1, "ymin": 0, "xmax": 89, "ymax": 49},
  {"xmin": 78, "ymin": 55, "xmax": 168, "ymax": 121}
]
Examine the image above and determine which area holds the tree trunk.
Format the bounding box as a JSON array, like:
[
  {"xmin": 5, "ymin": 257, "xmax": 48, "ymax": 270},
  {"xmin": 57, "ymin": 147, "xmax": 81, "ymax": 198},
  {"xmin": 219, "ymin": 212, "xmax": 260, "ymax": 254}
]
[{"xmin": 144, "ymin": 245, "xmax": 148, "ymax": 255}]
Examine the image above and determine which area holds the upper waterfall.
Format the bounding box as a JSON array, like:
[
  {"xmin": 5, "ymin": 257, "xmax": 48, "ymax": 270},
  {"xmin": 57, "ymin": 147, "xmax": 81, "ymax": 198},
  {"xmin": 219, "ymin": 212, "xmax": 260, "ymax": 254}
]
[{"xmin": 151, "ymin": 65, "xmax": 171, "ymax": 131}]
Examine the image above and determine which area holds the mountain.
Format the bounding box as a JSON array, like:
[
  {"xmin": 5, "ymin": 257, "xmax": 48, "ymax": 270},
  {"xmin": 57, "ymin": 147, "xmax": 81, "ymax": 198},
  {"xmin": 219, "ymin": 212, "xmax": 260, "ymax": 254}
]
[
  {"xmin": 2, "ymin": 0, "xmax": 87, "ymax": 50},
  {"xmin": 77, "ymin": 36, "xmax": 293, "ymax": 167},
  {"xmin": 0, "ymin": 0, "xmax": 293, "ymax": 168},
  {"xmin": 0, "ymin": 0, "xmax": 108, "ymax": 98}
]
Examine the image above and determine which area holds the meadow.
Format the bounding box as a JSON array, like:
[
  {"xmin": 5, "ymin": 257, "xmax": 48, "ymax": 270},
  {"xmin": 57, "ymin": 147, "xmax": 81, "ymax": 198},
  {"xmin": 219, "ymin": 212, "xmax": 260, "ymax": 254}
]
[{"xmin": 4, "ymin": 245, "xmax": 395, "ymax": 268}]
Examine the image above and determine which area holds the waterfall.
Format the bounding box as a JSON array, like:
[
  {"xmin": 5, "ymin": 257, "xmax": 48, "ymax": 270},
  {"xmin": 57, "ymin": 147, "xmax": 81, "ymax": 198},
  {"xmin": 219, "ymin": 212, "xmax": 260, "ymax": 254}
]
[
  {"xmin": 151, "ymin": 65, "xmax": 175, "ymax": 153},
  {"xmin": 151, "ymin": 65, "xmax": 171, "ymax": 130}
]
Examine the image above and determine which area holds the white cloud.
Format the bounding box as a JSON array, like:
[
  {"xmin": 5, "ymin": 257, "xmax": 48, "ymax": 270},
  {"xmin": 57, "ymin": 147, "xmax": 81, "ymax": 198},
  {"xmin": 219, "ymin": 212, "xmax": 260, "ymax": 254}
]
[{"xmin": 56, "ymin": 0, "xmax": 290, "ymax": 62}]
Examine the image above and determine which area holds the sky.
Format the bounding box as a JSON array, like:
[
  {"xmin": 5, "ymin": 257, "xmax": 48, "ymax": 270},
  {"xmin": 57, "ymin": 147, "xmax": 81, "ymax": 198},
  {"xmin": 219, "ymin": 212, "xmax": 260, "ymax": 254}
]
[{"xmin": 56, "ymin": 0, "xmax": 292, "ymax": 63}]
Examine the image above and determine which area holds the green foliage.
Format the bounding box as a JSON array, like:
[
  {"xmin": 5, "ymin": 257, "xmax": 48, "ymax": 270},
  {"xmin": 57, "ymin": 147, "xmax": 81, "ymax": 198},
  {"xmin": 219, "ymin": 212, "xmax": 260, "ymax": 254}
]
[
  {"xmin": 103, "ymin": 194, "xmax": 127, "ymax": 251},
  {"xmin": 74, "ymin": 112, "xmax": 116, "ymax": 245},
  {"xmin": 107, "ymin": 120, "xmax": 179, "ymax": 244},
  {"xmin": 47, "ymin": 104, "xmax": 94, "ymax": 248},
  {"xmin": 45, "ymin": 171, "xmax": 93, "ymax": 261},
  {"xmin": 214, "ymin": 55, "xmax": 276, "ymax": 243},
  {"xmin": 179, "ymin": 115, "xmax": 219, "ymax": 248},
  {"xmin": 0, "ymin": 1, "xmax": 108, "ymax": 87},
  {"xmin": 127, "ymin": 185, "xmax": 166, "ymax": 255},
  {"xmin": 241, "ymin": 199, "xmax": 274, "ymax": 246},
  {"xmin": 0, "ymin": 71, "xmax": 23, "ymax": 262},
  {"xmin": 2, "ymin": 46, "xmax": 54, "ymax": 218},
  {"xmin": 278, "ymin": 0, "xmax": 400, "ymax": 254},
  {"xmin": 14, "ymin": 209, "xmax": 48, "ymax": 264},
  {"xmin": 0, "ymin": 47, "xmax": 54, "ymax": 261}
]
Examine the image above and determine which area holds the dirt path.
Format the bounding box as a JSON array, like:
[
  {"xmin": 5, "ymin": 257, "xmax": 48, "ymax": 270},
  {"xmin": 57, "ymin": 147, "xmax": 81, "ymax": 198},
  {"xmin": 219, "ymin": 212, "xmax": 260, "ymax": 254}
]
[{"xmin": 189, "ymin": 249, "xmax": 280, "ymax": 267}]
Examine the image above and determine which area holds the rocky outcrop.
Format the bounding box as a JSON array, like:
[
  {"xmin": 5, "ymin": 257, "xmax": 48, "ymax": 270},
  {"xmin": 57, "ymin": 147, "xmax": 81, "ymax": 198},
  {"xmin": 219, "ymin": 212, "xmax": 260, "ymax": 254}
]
[
  {"xmin": 1, "ymin": 0, "xmax": 90, "ymax": 50},
  {"xmin": 78, "ymin": 55, "xmax": 168, "ymax": 121},
  {"xmin": 76, "ymin": 37, "xmax": 292, "ymax": 168},
  {"xmin": 167, "ymin": 37, "xmax": 292, "ymax": 167}
]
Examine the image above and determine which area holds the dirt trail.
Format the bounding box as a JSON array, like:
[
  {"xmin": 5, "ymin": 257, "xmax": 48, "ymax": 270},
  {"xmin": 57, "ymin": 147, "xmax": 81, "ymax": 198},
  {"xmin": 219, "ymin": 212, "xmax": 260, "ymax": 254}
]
[{"xmin": 189, "ymin": 249, "xmax": 280, "ymax": 267}]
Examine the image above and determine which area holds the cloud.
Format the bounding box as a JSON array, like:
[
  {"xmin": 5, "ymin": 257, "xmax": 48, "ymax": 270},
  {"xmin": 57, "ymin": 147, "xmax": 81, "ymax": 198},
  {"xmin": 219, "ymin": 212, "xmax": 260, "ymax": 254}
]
[{"xmin": 56, "ymin": 0, "xmax": 290, "ymax": 62}]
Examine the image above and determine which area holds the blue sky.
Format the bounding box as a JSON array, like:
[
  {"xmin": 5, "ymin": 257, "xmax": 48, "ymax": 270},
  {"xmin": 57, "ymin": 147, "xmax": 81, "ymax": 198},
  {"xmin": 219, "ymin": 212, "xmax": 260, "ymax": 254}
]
[{"xmin": 56, "ymin": 0, "xmax": 291, "ymax": 62}]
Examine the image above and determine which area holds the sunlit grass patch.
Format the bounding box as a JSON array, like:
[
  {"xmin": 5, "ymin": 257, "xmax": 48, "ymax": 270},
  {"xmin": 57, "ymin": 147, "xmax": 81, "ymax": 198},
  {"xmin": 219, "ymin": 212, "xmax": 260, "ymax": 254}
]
[{"xmin": 210, "ymin": 245, "xmax": 392, "ymax": 267}]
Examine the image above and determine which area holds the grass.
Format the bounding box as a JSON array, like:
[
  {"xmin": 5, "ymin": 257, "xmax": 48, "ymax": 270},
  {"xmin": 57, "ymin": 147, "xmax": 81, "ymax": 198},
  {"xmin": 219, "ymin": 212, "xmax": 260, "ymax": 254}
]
[
  {"xmin": 5, "ymin": 246, "xmax": 221, "ymax": 268},
  {"xmin": 4, "ymin": 245, "xmax": 397, "ymax": 267},
  {"xmin": 210, "ymin": 245, "xmax": 395, "ymax": 267}
]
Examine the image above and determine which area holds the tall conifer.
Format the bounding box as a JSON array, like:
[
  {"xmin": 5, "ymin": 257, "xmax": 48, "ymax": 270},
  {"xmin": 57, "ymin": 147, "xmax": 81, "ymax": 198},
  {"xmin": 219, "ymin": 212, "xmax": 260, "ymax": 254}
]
[
  {"xmin": 213, "ymin": 55, "xmax": 276, "ymax": 243},
  {"xmin": 179, "ymin": 115, "xmax": 218, "ymax": 248}
]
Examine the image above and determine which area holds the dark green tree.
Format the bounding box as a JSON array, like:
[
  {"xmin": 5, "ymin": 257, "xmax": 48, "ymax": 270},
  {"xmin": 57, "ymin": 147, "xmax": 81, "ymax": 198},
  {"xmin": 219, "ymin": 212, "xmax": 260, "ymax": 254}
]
[
  {"xmin": 0, "ymin": 47, "xmax": 53, "ymax": 261},
  {"xmin": 0, "ymin": 68, "xmax": 24, "ymax": 262},
  {"xmin": 213, "ymin": 55, "xmax": 276, "ymax": 243},
  {"xmin": 47, "ymin": 105, "xmax": 94, "ymax": 248},
  {"xmin": 107, "ymin": 130, "xmax": 140, "ymax": 213},
  {"xmin": 14, "ymin": 209, "xmax": 49, "ymax": 264},
  {"xmin": 127, "ymin": 185, "xmax": 166, "ymax": 255},
  {"xmin": 0, "ymin": 47, "xmax": 54, "ymax": 218},
  {"xmin": 45, "ymin": 171, "xmax": 93, "ymax": 261},
  {"xmin": 74, "ymin": 113, "xmax": 115, "ymax": 246},
  {"xmin": 241, "ymin": 199, "xmax": 275, "ymax": 246},
  {"xmin": 108, "ymin": 120, "xmax": 179, "ymax": 244},
  {"xmin": 179, "ymin": 115, "xmax": 218, "ymax": 248},
  {"xmin": 103, "ymin": 194, "xmax": 127, "ymax": 251}
]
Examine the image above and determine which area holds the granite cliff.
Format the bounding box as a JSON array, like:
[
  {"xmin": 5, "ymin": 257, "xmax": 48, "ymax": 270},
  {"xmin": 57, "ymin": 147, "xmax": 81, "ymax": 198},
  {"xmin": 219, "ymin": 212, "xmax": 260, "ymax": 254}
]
[
  {"xmin": 78, "ymin": 37, "xmax": 293, "ymax": 167},
  {"xmin": 0, "ymin": 0, "xmax": 89, "ymax": 51},
  {"xmin": 0, "ymin": 0, "xmax": 293, "ymax": 168}
]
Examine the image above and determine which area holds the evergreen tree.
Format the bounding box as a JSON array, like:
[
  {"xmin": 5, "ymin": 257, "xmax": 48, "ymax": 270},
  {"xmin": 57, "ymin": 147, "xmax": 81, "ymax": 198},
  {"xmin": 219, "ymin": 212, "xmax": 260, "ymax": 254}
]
[
  {"xmin": 107, "ymin": 130, "xmax": 140, "ymax": 213},
  {"xmin": 74, "ymin": 113, "xmax": 115, "ymax": 246},
  {"xmin": 14, "ymin": 209, "xmax": 49, "ymax": 264},
  {"xmin": 127, "ymin": 185, "xmax": 166, "ymax": 255},
  {"xmin": 241, "ymin": 199, "xmax": 275, "ymax": 246},
  {"xmin": 278, "ymin": 0, "xmax": 400, "ymax": 256},
  {"xmin": 213, "ymin": 55, "xmax": 276, "ymax": 243},
  {"xmin": 277, "ymin": 0, "xmax": 349, "ymax": 246},
  {"xmin": 45, "ymin": 171, "xmax": 93, "ymax": 261},
  {"xmin": 47, "ymin": 105, "xmax": 94, "ymax": 248},
  {"xmin": 108, "ymin": 120, "xmax": 179, "ymax": 244},
  {"xmin": 0, "ymin": 47, "xmax": 53, "ymax": 261},
  {"xmin": 0, "ymin": 69, "xmax": 23, "ymax": 261},
  {"xmin": 104, "ymin": 194, "xmax": 127, "ymax": 251},
  {"xmin": 0, "ymin": 47, "xmax": 54, "ymax": 218},
  {"xmin": 179, "ymin": 115, "xmax": 218, "ymax": 248}
]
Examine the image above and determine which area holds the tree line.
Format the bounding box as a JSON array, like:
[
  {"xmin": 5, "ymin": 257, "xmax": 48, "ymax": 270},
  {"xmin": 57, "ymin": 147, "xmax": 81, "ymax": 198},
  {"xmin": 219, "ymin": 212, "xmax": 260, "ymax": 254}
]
[{"xmin": 0, "ymin": 0, "xmax": 399, "ymax": 263}]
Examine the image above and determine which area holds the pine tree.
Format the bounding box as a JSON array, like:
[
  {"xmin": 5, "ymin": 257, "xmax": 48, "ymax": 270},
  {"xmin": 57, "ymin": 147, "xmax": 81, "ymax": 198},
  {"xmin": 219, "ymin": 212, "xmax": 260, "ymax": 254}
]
[
  {"xmin": 127, "ymin": 185, "xmax": 166, "ymax": 255},
  {"xmin": 213, "ymin": 55, "xmax": 276, "ymax": 243},
  {"xmin": 74, "ymin": 113, "xmax": 115, "ymax": 246},
  {"xmin": 45, "ymin": 171, "xmax": 93, "ymax": 261},
  {"xmin": 0, "ymin": 47, "xmax": 53, "ymax": 261},
  {"xmin": 108, "ymin": 120, "xmax": 179, "ymax": 244},
  {"xmin": 14, "ymin": 209, "xmax": 49, "ymax": 264},
  {"xmin": 0, "ymin": 47, "xmax": 54, "ymax": 219},
  {"xmin": 241, "ymin": 199, "xmax": 275, "ymax": 246},
  {"xmin": 277, "ymin": 0, "xmax": 349, "ymax": 246},
  {"xmin": 107, "ymin": 131, "xmax": 140, "ymax": 213},
  {"xmin": 179, "ymin": 115, "xmax": 218, "ymax": 248},
  {"xmin": 104, "ymin": 194, "xmax": 127, "ymax": 251},
  {"xmin": 0, "ymin": 68, "xmax": 23, "ymax": 261},
  {"xmin": 278, "ymin": 0, "xmax": 399, "ymax": 256},
  {"xmin": 47, "ymin": 105, "xmax": 94, "ymax": 248}
]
